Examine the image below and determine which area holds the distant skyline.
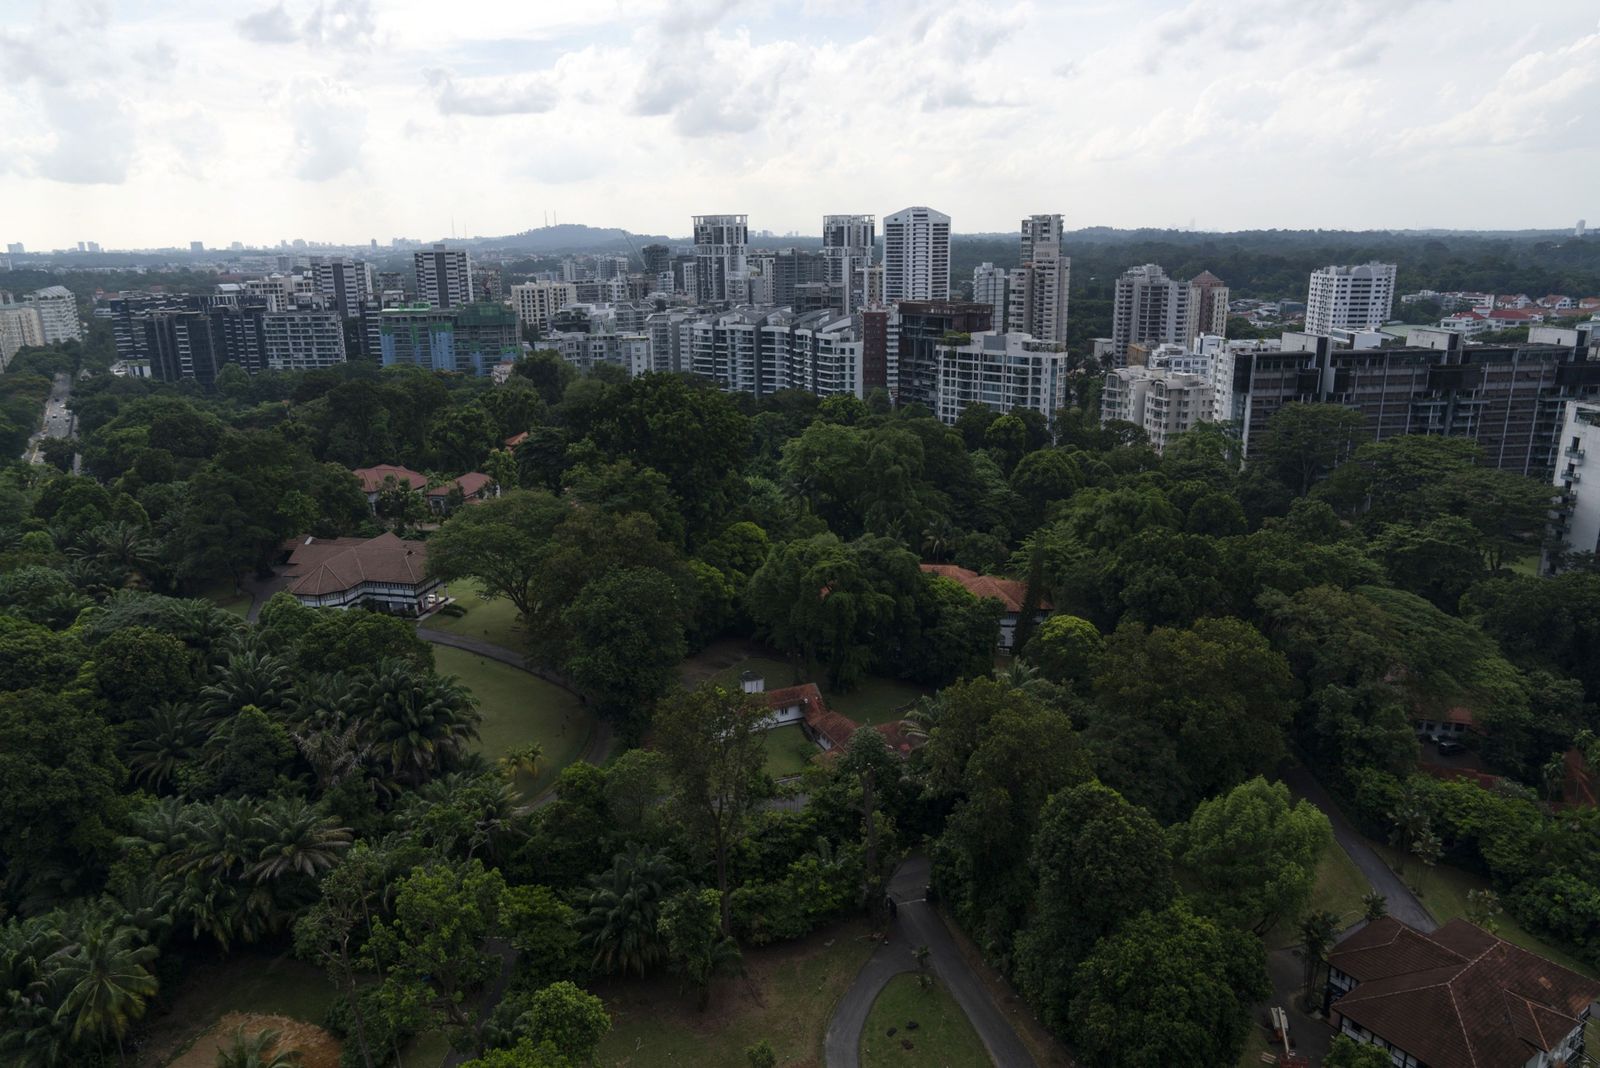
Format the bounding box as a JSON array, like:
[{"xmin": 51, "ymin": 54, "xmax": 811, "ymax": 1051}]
[{"xmin": 2, "ymin": 0, "xmax": 1598, "ymax": 250}]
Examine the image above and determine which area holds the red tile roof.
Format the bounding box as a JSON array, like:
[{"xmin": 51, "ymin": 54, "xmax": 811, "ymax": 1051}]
[
  {"xmin": 426, "ymin": 472, "xmax": 494, "ymax": 499},
  {"xmin": 1329, "ymin": 917, "xmax": 1600, "ymax": 1068},
  {"xmin": 919, "ymin": 564, "xmax": 1049, "ymax": 613},
  {"xmin": 505, "ymin": 431, "xmax": 529, "ymax": 448},
  {"xmin": 353, "ymin": 464, "xmax": 428, "ymax": 494},
  {"xmin": 285, "ymin": 532, "xmax": 433, "ymax": 597}
]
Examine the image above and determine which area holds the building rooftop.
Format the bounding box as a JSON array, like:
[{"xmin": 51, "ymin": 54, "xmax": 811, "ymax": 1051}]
[
  {"xmin": 1329, "ymin": 916, "xmax": 1600, "ymax": 1068},
  {"xmin": 919, "ymin": 564, "xmax": 1049, "ymax": 613},
  {"xmin": 285, "ymin": 532, "xmax": 432, "ymax": 597},
  {"xmin": 353, "ymin": 464, "xmax": 428, "ymax": 494}
]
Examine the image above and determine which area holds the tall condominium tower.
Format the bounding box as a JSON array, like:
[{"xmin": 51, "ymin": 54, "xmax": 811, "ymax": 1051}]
[
  {"xmin": 821, "ymin": 214, "xmax": 876, "ymax": 313},
  {"xmin": 692, "ymin": 215, "xmax": 749, "ymax": 305},
  {"xmin": 310, "ymin": 257, "xmax": 374, "ymax": 318},
  {"xmin": 26, "ymin": 285, "xmax": 83, "ymax": 344},
  {"xmin": 972, "ymin": 262, "xmax": 1009, "ymax": 326},
  {"xmin": 413, "ymin": 244, "xmax": 473, "ymax": 308},
  {"xmin": 1305, "ymin": 263, "xmax": 1397, "ymax": 336},
  {"xmin": 1190, "ymin": 271, "xmax": 1230, "ymax": 338},
  {"xmin": 882, "ymin": 206, "xmax": 951, "ymax": 303},
  {"xmin": 1110, "ymin": 264, "xmax": 1196, "ymax": 367},
  {"xmin": 1006, "ymin": 214, "xmax": 1070, "ymax": 343}
]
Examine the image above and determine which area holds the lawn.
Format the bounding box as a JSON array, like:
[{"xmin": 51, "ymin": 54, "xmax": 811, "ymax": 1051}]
[
  {"xmin": 592, "ymin": 918, "xmax": 877, "ymax": 1067},
  {"xmin": 684, "ymin": 642, "xmax": 929, "ymax": 728},
  {"xmin": 138, "ymin": 949, "xmax": 337, "ymax": 1067},
  {"xmin": 200, "ymin": 581, "xmax": 251, "ymax": 618},
  {"xmin": 762, "ymin": 723, "xmax": 818, "ymax": 779},
  {"xmin": 432, "ymin": 645, "xmax": 594, "ymax": 795},
  {"xmin": 1264, "ymin": 839, "xmax": 1373, "ymax": 950},
  {"xmin": 428, "ymin": 580, "xmax": 526, "ymax": 651},
  {"xmin": 860, "ymin": 973, "xmax": 992, "ymax": 1068},
  {"xmin": 1400, "ymin": 855, "xmax": 1597, "ymax": 978}
]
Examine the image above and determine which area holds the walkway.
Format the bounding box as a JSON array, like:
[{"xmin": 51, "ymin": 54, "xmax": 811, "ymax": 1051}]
[
  {"xmin": 824, "ymin": 855, "xmax": 1035, "ymax": 1068},
  {"xmin": 1281, "ymin": 766, "xmax": 1436, "ymax": 932}
]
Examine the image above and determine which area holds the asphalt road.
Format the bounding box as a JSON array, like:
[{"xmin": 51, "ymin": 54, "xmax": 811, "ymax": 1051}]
[
  {"xmin": 824, "ymin": 854, "xmax": 1035, "ymax": 1068},
  {"xmin": 24, "ymin": 372, "xmax": 74, "ymax": 462}
]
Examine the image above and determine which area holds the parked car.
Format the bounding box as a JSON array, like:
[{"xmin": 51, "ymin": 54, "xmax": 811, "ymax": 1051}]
[{"xmin": 1436, "ymin": 739, "xmax": 1466, "ymax": 756}]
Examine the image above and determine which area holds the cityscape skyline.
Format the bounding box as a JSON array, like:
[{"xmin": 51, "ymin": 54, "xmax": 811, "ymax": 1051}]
[{"xmin": 3, "ymin": 1, "xmax": 1598, "ymax": 249}]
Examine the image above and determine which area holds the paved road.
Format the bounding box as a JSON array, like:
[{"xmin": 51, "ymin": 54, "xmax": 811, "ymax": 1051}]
[
  {"xmin": 23, "ymin": 371, "xmax": 74, "ymax": 463},
  {"xmin": 824, "ymin": 855, "xmax": 1034, "ymax": 1068},
  {"xmin": 1281, "ymin": 766, "xmax": 1436, "ymax": 932}
]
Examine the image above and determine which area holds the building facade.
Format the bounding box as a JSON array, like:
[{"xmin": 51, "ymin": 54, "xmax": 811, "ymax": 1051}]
[
  {"xmin": 972, "ymin": 262, "xmax": 1009, "ymax": 326},
  {"xmin": 26, "ymin": 285, "xmax": 83, "ymax": 344},
  {"xmin": 379, "ymin": 306, "xmax": 457, "ymax": 372},
  {"xmin": 510, "ymin": 281, "xmax": 577, "ymax": 338},
  {"xmin": 1551, "ymin": 400, "xmax": 1600, "ymax": 566},
  {"xmin": 0, "ymin": 302, "xmax": 44, "ymax": 369},
  {"xmin": 413, "ymin": 244, "xmax": 473, "ymax": 308},
  {"xmin": 263, "ymin": 310, "xmax": 347, "ymax": 371},
  {"xmin": 1111, "ymin": 264, "xmax": 1196, "ymax": 367},
  {"xmin": 932, "ymin": 331, "xmax": 1067, "ymax": 427},
  {"xmin": 1190, "ymin": 270, "xmax": 1230, "ymax": 338},
  {"xmin": 892, "ymin": 300, "xmax": 995, "ymax": 409},
  {"xmin": 691, "ymin": 214, "xmax": 749, "ymax": 305},
  {"xmin": 821, "ymin": 214, "xmax": 875, "ymax": 314},
  {"xmin": 883, "ymin": 206, "xmax": 951, "ymax": 303},
  {"xmin": 1306, "ymin": 262, "xmax": 1397, "ymax": 335},
  {"xmin": 1101, "ymin": 366, "xmax": 1215, "ymax": 454},
  {"xmin": 310, "ymin": 257, "xmax": 374, "ymax": 318},
  {"xmin": 1006, "ymin": 214, "xmax": 1070, "ymax": 344}
]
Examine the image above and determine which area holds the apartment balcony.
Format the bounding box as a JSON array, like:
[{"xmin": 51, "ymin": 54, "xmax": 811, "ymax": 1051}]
[
  {"xmin": 1566, "ymin": 445, "xmax": 1587, "ymax": 461},
  {"xmin": 1563, "ymin": 471, "xmax": 1583, "ymax": 484}
]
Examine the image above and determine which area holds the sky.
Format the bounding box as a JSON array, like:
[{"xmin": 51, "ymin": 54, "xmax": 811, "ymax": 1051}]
[{"xmin": 1, "ymin": 0, "xmax": 1598, "ymax": 250}]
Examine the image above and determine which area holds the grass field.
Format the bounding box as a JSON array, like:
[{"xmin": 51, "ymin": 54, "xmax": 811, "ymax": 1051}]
[
  {"xmin": 432, "ymin": 645, "xmax": 593, "ymax": 795},
  {"xmin": 593, "ymin": 919, "xmax": 877, "ymax": 1067},
  {"xmin": 1263, "ymin": 840, "xmax": 1373, "ymax": 950},
  {"xmin": 139, "ymin": 950, "xmax": 336, "ymax": 1067},
  {"xmin": 429, "ymin": 581, "xmax": 526, "ymax": 651},
  {"xmin": 686, "ymin": 644, "xmax": 928, "ymax": 728},
  {"xmin": 200, "ymin": 582, "xmax": 252, "ymax": 618},
  {"xmin": 762, "ymin": 723, "xmax": 817, "ymax": 778},
  {"xmin": 860, "ymin": 974, "xmax": 992, "ymax": 1068}
]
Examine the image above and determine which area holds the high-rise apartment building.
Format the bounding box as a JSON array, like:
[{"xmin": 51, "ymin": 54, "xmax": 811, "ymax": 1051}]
[
  {"xmin": 1110, "ymin": 264, "xmax": 1196, "ymax": 367},
  {"xmin": 1552, "ymin": 400, "xmax": 1600, "ymax": 567},
  {"xmin": 1101, "ymin": 367, "xmax": 1215, "ymax": 454},
  {"xmin": 511, "ymin": 281, "xmax": 577, "ymax": 337},
  {"xmin": 5, "ymin": 243, "xmax": 22, "ymax": 255},
  {"xmin": 821, "ymin": 215, "xmax": 876, "ymax": 314},
  {"xmin": 692, "ymin": 215, "xmax": 749, "ymax": 305},
  {"xmin": 933, "ymin": 331, "xmax": 1068, "ymax": 426},
  {"xmin": 0, "ymin": 302, "xmax": 44, "ymax": 369},
  {"xmin": 972, "ymin": 263, "xmax": 1009, "ymax": 326},
  {"xmin": 1191, "ymin": 271, "xmax": 1230, "ymax": 338},
  {"xmin": 641, "ymin": 244, "xmax": 671, "ymax": 277},
  {"xmin": 679, "ymin": 308, "xmax": 864, "ymax": 399},
  {"xmin": 453, "ymin": 303, "xmax": 521, "ymax": 374},
  {"xmin": 310, "ymin": 257, "xmax": 374, "ymax": 319},
  {"xmin": 140, "ymin": 300, "xmax": 270, "ymax": 387},
  {"xmin": 245, "ymin": 276, "xmax": 292, "ymax": 313},
  {"xmin": 891, "ymin": 300, "xmax": 994, "ymax": 408},
  {"xmin": 1006, "ymin": 214, "xmax": 1070, "ymax": 344},
  {"xmin": 26, "ymin": 286, "xmax": 83, "ymax": 344},
  {"xmin": 1305, "ymin": 263, "xmax": 1397, "ymax": 335},
  {"xmin": 414, "ymin": 244, "xmax": 474, "ymax": 308},
  {"xmin": 882, "ymin": 206, "xmax": 951, "ymax": 303},
  {"xmin": 263, "ymin": 310, "xmax": 347, "ymax": 371}
]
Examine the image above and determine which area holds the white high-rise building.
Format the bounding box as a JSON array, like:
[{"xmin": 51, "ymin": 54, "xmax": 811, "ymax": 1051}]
[
  {"xmin": 1110, "ymin": 264, "xmax": 1196, "ymax": 367},
  {"xmin": 26, "ymin": 286, "xmax": 83, "ymax": 344},
  {"xmin": 244, "ymin": 275, "xmax": 292, "ymax": 313},
  {"xmin": 1006, "ymin": 214, "xmax": 1070, "ymax": 344},
  {"xmin": 0, "ymin": 302, "xmax": 45, "ymax": 368},
  {"xmin": 821, "ymin": 214, "xmax": 875, "ymax": 313},
  {"xmin": 932, "ymin": 331, "xmax": 1067, "ymax": 426},
  {"xmin": 1101, "ymin": 366, "xmax": 1215, "ymax": 454},
  {"xmin": 311, "ymin": 257, "xmax": 374, "ymax": 318},
  {"xmin": 511, "ymin": 281, "xmax": 577, "ymax": 337},
  {"xmin": 414, "ymin": 244, "xmax": 474, "ymax": 308},
  {"xmin": 692, "ymin": 215, "xmax": 749, "ymax": 305},
  {"xmin": 973, "ymin": 263, "xmax": 1009, "ymax": 327},
  {"xmin": 1305, "ymin": 263, "xmax": 1397, "ymax": 336},
  {"xmin": 1552, "ymin": 400, "xmax": 1600, "ymax": 566},
  {"xmin": 882, "ymin": 206, "xmax": 951, "ymax": 303},
  {"xmin": 263, "ymin": 310, "xmax": 348, "ymax": 371}
]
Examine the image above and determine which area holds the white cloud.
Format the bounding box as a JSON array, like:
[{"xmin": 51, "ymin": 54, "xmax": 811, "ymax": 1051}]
[{"xmin": 426, "ymin": 69, "xmax": 560, "ymax": 116}]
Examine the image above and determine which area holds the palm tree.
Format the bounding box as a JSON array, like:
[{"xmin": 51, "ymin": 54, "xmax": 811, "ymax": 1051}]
[
  {"xmin": 123, "ymin": 702, "xmax": 210, "ymax": 792},
  {"xmin": 359, "ymin": 661, "xmax": 480, "ymax": 785},
  {"xmin": 214, "ymin": 1025, "xmax": 303, "ymax": 1068},
  {"xmin": 248, "ymin": 796, "xmax": 353, "ymax": 883},
  {"xmin": 902, "ymin": 691, "xmax": 948, "ymax": 740},
  {"xmin": 578, "ymin": 846, "xmax": 684, "ymax": 977},
  {"xmin": 994, "ymin": 658, "xmax": 1051, "ymax": 697},
  {"xmin": 290, "ymin": 719, "xmax": 371, "ymax": 794},
  {"xmin": 496, "ymin": 742, "xmax": 544, "ymax": 781},
  {"xmin": 72, "ymin": 522, "xmax": 161, "ymax": 589},
  {"xmin": 47, "ymin": 918, "xmax": 159, "ymax": 1065},
  {"xmin": 1294, "ymin": 909, "xmax": 1340, "ymax": 1011},
  {"xmin": 1386, "ymin": 784, "xmax": 1431, "ymax": 876},
  {"xmin": 201, "ymin": 650, "xmax": 295, "ymax": 719}
]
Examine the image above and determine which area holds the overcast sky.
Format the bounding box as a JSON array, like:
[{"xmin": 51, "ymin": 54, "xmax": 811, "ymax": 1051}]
[{"xmin": 2, "ymin": 0, "xmax": 1598, "ymax": 250}]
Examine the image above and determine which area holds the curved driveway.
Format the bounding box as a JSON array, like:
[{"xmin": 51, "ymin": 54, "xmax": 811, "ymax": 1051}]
[{"xmin": 824, "ymin": 854, "xmax": 1035, "ymax": 1068}]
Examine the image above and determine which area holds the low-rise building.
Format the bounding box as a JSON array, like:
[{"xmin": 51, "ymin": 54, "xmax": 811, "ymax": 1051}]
[
  {"xmin": 1325, "ymin": 916, "xmax": 1599, "ymax": 1068},
  {"xmin": 919, "ymin": 563, "xmax": 1049, "ymax": 650},
  {"xmin": 283, "ymin": 532, "xmax": 443, "ymax": 616},
  {"xmin": 352, "ymin": 464, "xmax": 428, "ymax": 510},
  {"xmin": 424, "ymin": 472, "xmax": 497, "ymax": 514}
]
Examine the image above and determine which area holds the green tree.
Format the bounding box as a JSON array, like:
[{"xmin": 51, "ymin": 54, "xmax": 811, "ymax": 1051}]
[
  {"xmin": 1015, "ymin": 782, "xmax": 1174, "ymax": 1032},
  {"xmin": 658, "ymin": 888, "xmax": 743, "ymax": 1010},
  {"xmin": 653, "ymin": 686, "xmax": 768, "ymax": 935},
  {"xmin": 1069, "ymin": 902, "xmax": 1267, "ymax": 1068},
  {"xmin": 1022, "ymin": 614, "xmax": 1103, "ymax": 691},
  {"xmin": 213, "ymin": 1025, "xmax": 303, "ymax": 1068},
  {"xmin": 1323, "ymin": 1036, "xmax": 1393, "ymax": 1068},
  {"xmin": 577, "ymin": 846, "xmax": 683, "ymax": 977},
  {"xmin": 49, "ymin": 918, "xmax": 160, "ymax": 1066},
  {"xmin": 426, "ymin": 490, "xmax": 568, "ymax": 622},
  {"xmin": 513, "ymin": 981, "xmax": 609, "ymax": 1064},
  {"xmin": 1294, "ymin": 909, "xmax": 1340, "ymax": 1010},
  {"xmin": 560, "ymin": 567, "xmax": 686, "ymax": 732},
  {"xmin": 1256, "ymin": 403, "xmax": 1366, "ymax": 495},
  {"xmin": 1175, "ymin": 777, "xmax": 1333, "ymax": 934}
]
